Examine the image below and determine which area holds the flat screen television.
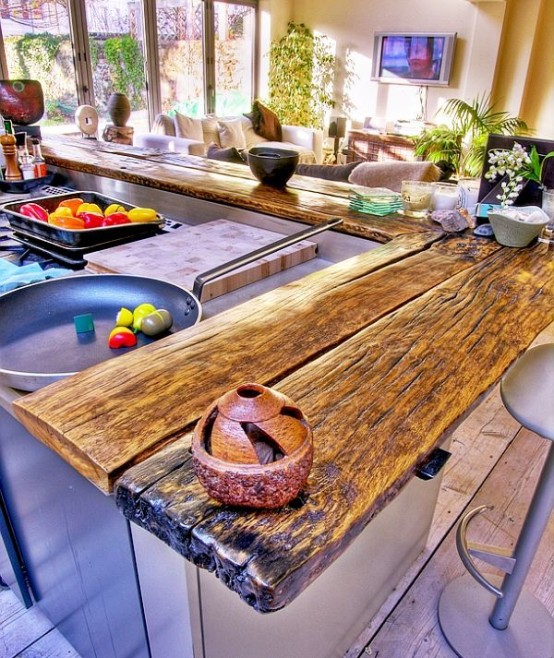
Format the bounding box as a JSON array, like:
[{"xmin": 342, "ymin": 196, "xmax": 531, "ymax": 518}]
[{"xmin": 371, "ymin": 32, "xmax": 457, "ymax": 86}]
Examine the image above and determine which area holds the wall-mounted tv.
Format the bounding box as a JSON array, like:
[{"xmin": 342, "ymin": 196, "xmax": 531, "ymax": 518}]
[{"xmin": 371, "ymin": 32, "xmax": 457, "ymax": 86}]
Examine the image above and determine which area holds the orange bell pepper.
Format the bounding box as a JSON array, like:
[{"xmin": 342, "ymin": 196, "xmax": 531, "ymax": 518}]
[
  {"xmin": 58, "ymin": 197, "xmax": 84, "ymax": 215},
  {"xmin": 48, "ymin": 214, "xmax": 85, "ymax": 229}
]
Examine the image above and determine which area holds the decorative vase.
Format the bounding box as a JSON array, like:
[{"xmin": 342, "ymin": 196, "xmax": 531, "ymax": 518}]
[
  {"xmin": 192, "ymin": 382, "xmax": 313, "ymax": 509},
  {"xmin": 107, "ymin": 93, "xmax": 131, "ymax": 127}
]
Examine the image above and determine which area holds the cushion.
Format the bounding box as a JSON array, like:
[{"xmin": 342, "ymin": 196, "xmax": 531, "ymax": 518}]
[
  {"xmin": 348, "ymin": 161, "xmax": 441, "ymax": 193},
  {"xmin": 249, "ymin": 100, "xmax": 282, "ymax": 142},
  {"xmin": 174, "ymin": 112, "xmax": 204, "ymax": 141},
  {"xmin": 241, "ymin": 115, "xmax": 267, "ymax": 149},
  {"xmin": 152, "ymin": 113, "xmax": 175, "ymax": 137},
  {"xmin": 206, "ymin": 143, "xmax": 246, "ymax": 164},
  {"xmin": 261, "ymin": 141, "xmax": 316, "ymax": 164},
  {"xmin": 217, "ymin": 118, "xmax": 247, "ymax": 149},
  {"xmin": 201, "ymin": 116, "xmax": 220, "ymax": 146},
  {"xmin": 296, "ymin": 161, "xmax": 362, "ymax": 182}
]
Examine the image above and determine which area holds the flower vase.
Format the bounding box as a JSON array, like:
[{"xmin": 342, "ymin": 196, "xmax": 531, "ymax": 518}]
[{"xmin": 107, "ymin": 93, "xmax": 131, "ymax": 127}]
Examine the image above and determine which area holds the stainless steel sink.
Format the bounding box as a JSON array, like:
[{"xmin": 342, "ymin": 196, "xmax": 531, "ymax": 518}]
[{"xmin": 51, "ymin": 167, "xmax": 380, "ymax": 318}]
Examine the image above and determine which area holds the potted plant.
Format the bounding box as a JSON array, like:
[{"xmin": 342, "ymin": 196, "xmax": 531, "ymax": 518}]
[
  {"xmin": 267, "ymin": 21, "xmax": 336, "ymax": 130},
  {"xmin": 484, "ymin": 141, "xmax": 554, "ymax": 246},
  {"xmin": 412, "ymin": 94, "xmax": 529, "ymax": 179}
]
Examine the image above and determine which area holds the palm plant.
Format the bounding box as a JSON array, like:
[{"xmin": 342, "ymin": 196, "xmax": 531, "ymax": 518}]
[{"xmin": 413, "ymin": 95, "xmax": 530, "ymax": 178}]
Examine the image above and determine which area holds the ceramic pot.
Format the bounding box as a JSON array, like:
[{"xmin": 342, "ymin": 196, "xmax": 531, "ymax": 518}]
[
  {"xmin": 107, "ymin": 92, "xmax": 131, "ymax": 127},
  {"xmin": 246, "ymin": 147, "xmax": 299, "ymax": 188},
  {"xmin": 192, "ymin": 382, "xmax": 313, "ymax": 508}
]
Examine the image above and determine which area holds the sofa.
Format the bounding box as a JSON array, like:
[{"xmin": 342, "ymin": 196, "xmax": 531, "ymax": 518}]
[{"xmin": 134, "ymin": 104, "xmax": 323, "ymax": 164}]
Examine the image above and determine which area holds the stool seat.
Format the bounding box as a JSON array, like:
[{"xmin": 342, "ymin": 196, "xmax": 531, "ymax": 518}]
[{"xmin": 501, "ymin": 344, "xmax": 554, "ymax": 441}]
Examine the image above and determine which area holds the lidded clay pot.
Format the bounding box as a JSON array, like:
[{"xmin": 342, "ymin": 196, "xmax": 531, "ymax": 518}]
[
  {"xmin": 192, "ymin": 383, "xmax": 313, "ymax": 509},
  {"xmin": 107, "ymin": 92, "xmax": 131, "ymax": 127}
]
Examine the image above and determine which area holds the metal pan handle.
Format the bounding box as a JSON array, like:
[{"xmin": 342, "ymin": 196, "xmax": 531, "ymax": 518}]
[{"xmin": 192, "ymin": 217, "xmax": 343, "ymax": 300}]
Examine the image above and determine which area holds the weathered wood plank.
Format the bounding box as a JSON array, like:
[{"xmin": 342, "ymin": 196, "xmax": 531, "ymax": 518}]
[
  {"xmin": 42, "ymin": 138, "xmax": 442, "ymax": 243},
  {"xmin": 115, "ymin": 246, "xmax": 553, "ymax": 612},
  {"xmin": 14, "ymin": 235, "xmax": 499, "ymax": 492}
]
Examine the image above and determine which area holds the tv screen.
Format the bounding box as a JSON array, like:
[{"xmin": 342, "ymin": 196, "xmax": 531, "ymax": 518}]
[{"xmin": 372, "ymin": 32, "xmax": 456, "ymax": 86}]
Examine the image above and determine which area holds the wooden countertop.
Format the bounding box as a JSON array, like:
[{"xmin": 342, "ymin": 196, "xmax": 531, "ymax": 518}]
[{"xmin": 11, "ymin": 139, "xmax": 554, "ymax": 613}]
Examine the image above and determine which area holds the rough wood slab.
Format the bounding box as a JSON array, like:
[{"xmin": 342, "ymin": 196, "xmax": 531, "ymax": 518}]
[
  {"xmin": 113, "ymin": 245, "xmax": 553, "ymax": 613},
  {"xmin": 14, "ymin": 234, "xmax": 493, "ymax": 493},
  {"xmin": 41, "ymin": 138, "xmax": 443, "ymax": 244},
  {"xmin": 85, "ymin": 219, "xmax": 317, "ymax": 301}
]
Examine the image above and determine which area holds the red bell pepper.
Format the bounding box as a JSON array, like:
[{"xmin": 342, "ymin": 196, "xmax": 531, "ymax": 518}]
[
  {"xmin": 102, "ymin": 212, "xmax": 131, "ymax": 226},
  {"xmin": 81, "ymin": 212, "xmax": 105, "ymax": 229},
  {"xmin": 19, "ymin": 202, "xmax": 48, "ymax": 222}
]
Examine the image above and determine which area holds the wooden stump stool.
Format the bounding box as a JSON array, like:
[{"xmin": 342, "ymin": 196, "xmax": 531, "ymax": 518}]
[{"xmin": 438, "ymin": 344, "xmax": 554, "ymax": 657}]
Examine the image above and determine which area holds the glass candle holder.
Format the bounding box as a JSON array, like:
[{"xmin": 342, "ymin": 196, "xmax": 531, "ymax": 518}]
[
  {"xmin": 539, "ymin": 188, "xmax": 554, "ymax": 244},
  {"xmin": 401, "ymin": 180, "xmax": 434, "ymax": 218},
  {"xmin": 432, "ymin": 183, "xmax": 458, "ymax": 210}
]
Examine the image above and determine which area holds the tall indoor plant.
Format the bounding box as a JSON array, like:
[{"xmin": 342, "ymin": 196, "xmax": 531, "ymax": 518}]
[
  {"xmin": 413, "ymin": 95, "xmax": 529, "ymax": 179},
  {"xmin": 268, "ymin": 21, "xmax": 335, "ymax": 130}
]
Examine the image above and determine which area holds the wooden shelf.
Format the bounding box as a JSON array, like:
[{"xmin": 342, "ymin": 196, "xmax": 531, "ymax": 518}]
[{"xmin": 346, "ymin": 130, "xmax": 416, "ymax": 163}]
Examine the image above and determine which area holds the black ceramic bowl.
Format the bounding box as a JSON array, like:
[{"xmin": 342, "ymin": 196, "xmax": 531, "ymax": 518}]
[{"xmin": 246, "ymin": 146, "xmax": 300, "ymax": 187}]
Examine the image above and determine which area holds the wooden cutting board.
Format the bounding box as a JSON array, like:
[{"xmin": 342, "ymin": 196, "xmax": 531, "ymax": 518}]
[{"xmin": 85, "ymin": 219, "xmax": 317, "ymax": 301}]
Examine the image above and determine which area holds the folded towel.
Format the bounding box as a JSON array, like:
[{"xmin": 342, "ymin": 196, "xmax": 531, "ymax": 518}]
[{"xmin": 0, "ymin": 259, "xmax": 71, "ymax": 293}]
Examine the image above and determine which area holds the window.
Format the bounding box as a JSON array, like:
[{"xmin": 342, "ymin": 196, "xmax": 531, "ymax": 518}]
[{"xmin": 0, "ymin": 0, "xmax": 258, "ymax": 137}]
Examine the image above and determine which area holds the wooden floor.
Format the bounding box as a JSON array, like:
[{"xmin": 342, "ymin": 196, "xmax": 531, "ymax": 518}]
[{"xmin": 1, "ymin": 323, "xmax": 553, "ymax": 658}]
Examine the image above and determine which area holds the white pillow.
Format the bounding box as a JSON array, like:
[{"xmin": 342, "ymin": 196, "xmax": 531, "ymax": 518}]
[
  {"xmin": 174, "ymin": 112, "xmax": 204, "ymax": 141},
  {"xmin": 217, "ymin": 118, "xmax": 246, "ymax": 150},
  {"xmin": 241, "ymin": 115, "xmax": 266, "ymax": 149},
  {"xmin": 201, "ymin": 116, "xmax": 220, "ymax": 146}
]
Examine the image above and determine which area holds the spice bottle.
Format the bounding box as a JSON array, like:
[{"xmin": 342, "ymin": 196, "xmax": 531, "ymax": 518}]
[{"xmin": 31, "ymin": 138, "xmax": 47, "ymax": 178}]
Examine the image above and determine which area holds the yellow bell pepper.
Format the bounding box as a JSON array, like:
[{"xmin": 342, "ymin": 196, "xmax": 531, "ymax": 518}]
[
  {"xmin": 77, "ymin": 202, "xmax": 103, "ymax": 216},
  {"xmin": 128, "ymin": 207, "xmax": 157, "ymax": 223},
  {"xmin": 105, "ymin": 203, "xmax": 127, "ymax": 216}
]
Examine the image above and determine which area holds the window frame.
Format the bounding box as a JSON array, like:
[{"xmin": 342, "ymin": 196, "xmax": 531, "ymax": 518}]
[{"xmin": 0, "ymin": 0, "xmax": 259, "ymax": 129}]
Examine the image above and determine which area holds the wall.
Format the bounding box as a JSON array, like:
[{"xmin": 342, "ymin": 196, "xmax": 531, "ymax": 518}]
[
  {"xmin": 262, "ymin": 0, "xmax": 551, "ymax": 137},
  {"xmin": 494, "ymin": 0, "xmax": 553, "ymax": 138}
]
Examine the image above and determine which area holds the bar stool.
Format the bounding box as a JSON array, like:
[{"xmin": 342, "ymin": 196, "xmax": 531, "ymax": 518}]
[{"xmin": 438, "ymin": 343, "xmax": 554, "ymax": 658}]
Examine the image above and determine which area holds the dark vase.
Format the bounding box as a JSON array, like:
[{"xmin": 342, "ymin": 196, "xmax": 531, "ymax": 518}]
[{"xmin": 107, "ymin": 93, "xmax": 131, "ymax": 127}]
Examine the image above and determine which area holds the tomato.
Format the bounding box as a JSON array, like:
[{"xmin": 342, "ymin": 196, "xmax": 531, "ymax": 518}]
[
  {"xmin": 58, "ymin": 198, "xmax": 84, "ymax": 215},
  {"xmin": 108, "ymin": 327, "xmax": 138, "ymax": 349},
  {"xmin": 19, "ymin": 202, "xmax": 48, "ymax": 221},
  {"xmin": 48, "ymin": 214, "xmax": 85, "ymax": 229},
  {"xmin": 81, "ymin": 212, "xmax": 104, "ymax": 229},
  {"xmin": 102, "ymin": 212, "xmax": 130, "ymax": 226},
  {"xmin": 128, "ymin": 207, "xmax": 157, "ymax": 223}
]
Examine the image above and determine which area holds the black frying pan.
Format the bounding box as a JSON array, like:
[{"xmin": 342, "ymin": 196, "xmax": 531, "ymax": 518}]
[
  {"xmin": 0, "ymin": 274, "xmax": 201, "ymax": 391},
  {"xmin": 0, "ymin": 218, "xmax": 343, "ymax": 391}
]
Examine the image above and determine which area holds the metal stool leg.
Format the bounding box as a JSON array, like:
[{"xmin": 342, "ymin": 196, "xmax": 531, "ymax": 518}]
[
  {"xmin": 438, "ymin": 442, "xmax": 554, "ymax": 658},
  {"xmin": 489, "ymin": 442, "xmax": 554, "ymax": 630}
]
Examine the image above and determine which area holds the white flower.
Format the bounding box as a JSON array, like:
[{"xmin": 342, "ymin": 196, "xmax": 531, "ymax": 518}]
[{"xmin": 485, "ymin": 143, "xmax": 532, "ymax": 207}]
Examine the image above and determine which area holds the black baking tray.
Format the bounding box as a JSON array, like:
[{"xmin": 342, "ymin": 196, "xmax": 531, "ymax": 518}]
[
  {"xmin": 12, "ymin": 225, "xmax": 157, "ymax": 256},
  {"xmin": 1, "ymin": 191, "xmax": 163, "ymax": 247}
]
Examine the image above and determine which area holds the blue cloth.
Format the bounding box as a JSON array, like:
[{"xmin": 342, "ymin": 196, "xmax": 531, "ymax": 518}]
[{"xmin": 0, "ymin": 258, "xmax": 71, "ymax": 293}]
